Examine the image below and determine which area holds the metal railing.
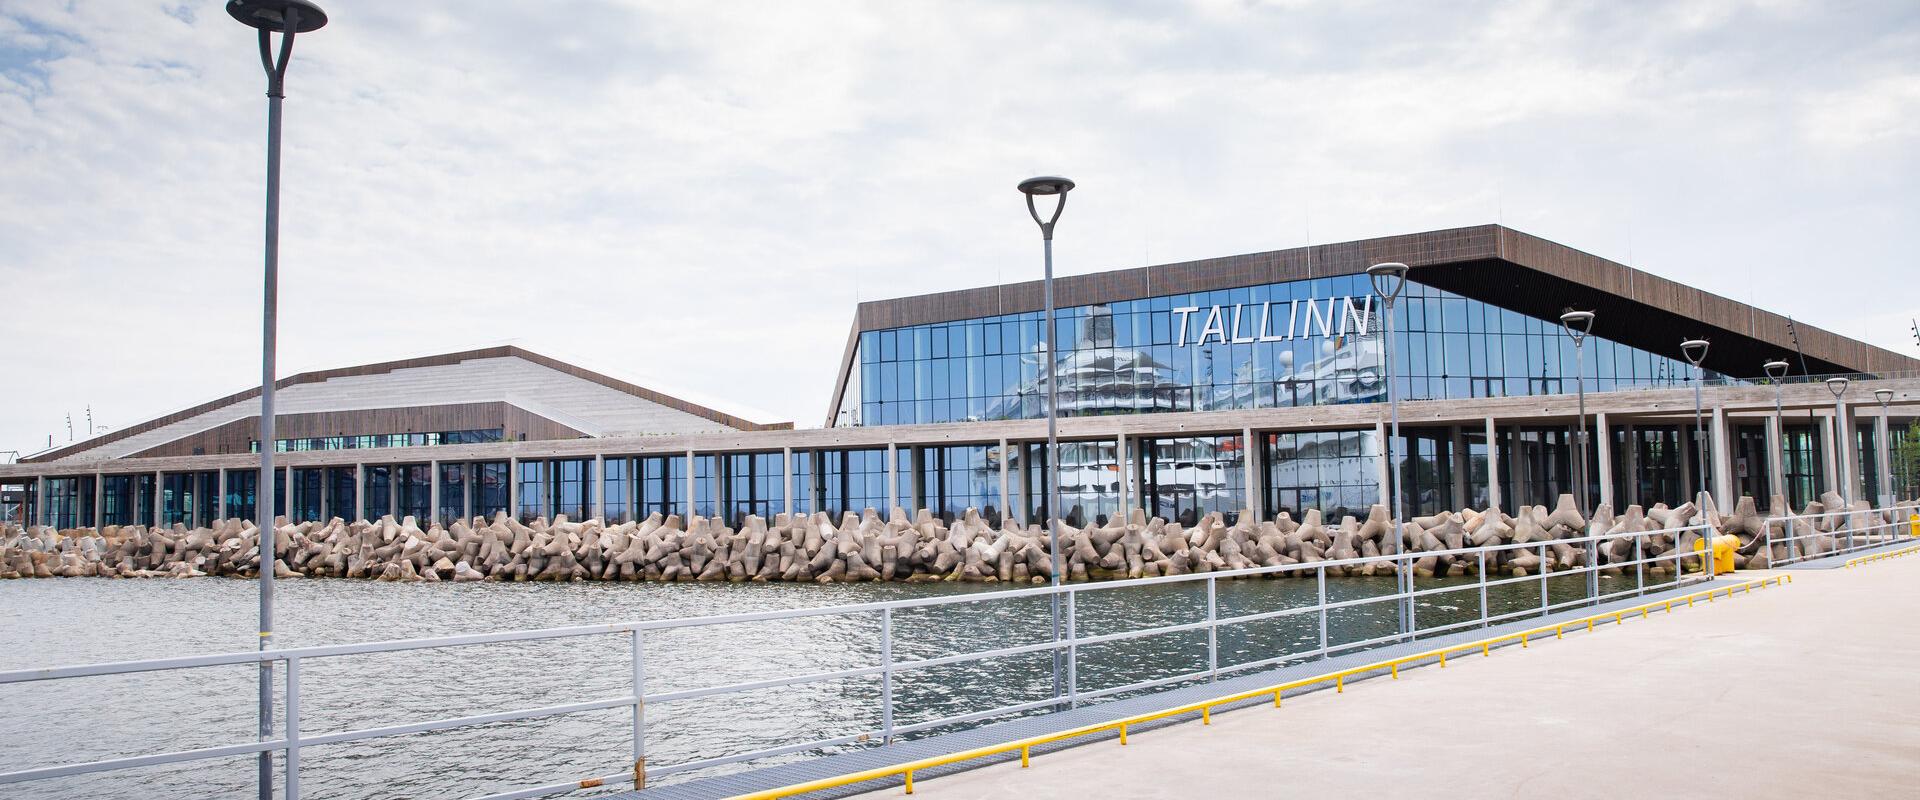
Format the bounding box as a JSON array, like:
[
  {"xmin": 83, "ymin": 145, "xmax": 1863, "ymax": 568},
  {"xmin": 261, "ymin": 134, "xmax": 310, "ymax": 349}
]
[
  {"xmin": 1769, "ymin": 504, "xmax": 1918, "ymax": 567},
  {"xmin": 734, "ymin": 574, "xmax": 1794, "ymax": 800},
  {"xmin": 0, "ymin": 521, "xmax": 1716, "ymax": 799}
]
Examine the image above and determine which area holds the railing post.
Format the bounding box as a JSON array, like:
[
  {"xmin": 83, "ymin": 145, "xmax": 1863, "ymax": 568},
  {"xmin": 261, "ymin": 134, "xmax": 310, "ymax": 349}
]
[
  {"xmin": 1404, "ymin": 548, "xmax": 1417, "ymax": 638},
  {"xmin": 631, "ymin": 630, "xmax": 646, "ymax": 790},
  {"xmin": 1845, "ymin": 512, "xmax": 1855, "ymax": 553},
  {"xmin": 284, "ymin": 656, "xmax": 299, "ymax": 800},
  {"xmin": 1065, "ymin": 591, "xmax": 1078, "ymax": 708},
  {"xmin": 1316, "ymin": 565, "xmax": 1328, "ymax": 658},
  {"xmin": 1785, "ymin": 516, "xmax": 1798, "ymax": 564},
  {"xmin": 1477, "ymin": 549, "xmax": 1488, "ymax": 628},
  {"xmin": 1205, "ymin": 575, "xmax": 1218, "ymax": 681},
  {"xmin": 1586, "ymin": 538, "xmax": 1598, "ymax": 604},
  {"xmin": 1538, "ymin": 543, "xmax": 1548, "ymax": 612},
  {"xmin": 1633, "ymin": 533, "xmax": 1644, "ymax": 596},
  {"xmin": 880, "ymin": 608, "xmax": 895, "ymax": 743}
]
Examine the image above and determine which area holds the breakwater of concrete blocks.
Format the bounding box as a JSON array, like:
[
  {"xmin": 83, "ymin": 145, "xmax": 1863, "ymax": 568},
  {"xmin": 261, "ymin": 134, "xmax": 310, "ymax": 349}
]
[{"xmin": 0, "ymin": 491, "xmax": 1887, "ymax": 582}]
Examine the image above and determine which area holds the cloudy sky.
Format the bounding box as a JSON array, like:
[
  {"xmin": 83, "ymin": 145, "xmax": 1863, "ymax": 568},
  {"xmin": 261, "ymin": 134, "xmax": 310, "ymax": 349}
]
[{"xmin": 2, "ymin": 0, "xmax": 1916, "ymax": 454}]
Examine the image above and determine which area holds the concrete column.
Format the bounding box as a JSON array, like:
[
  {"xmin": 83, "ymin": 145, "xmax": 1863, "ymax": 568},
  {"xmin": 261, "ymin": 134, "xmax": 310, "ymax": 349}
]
[
  {"xmin": 685, "ymin": 450, "xmax": 698, "ymax": 519},
  {"xmin": 92, "ymin": 471, "xmax": 104, "ymax": 530},
  {"xmin": 152, "ymin": 470, "xmax": 163, "ymax": 528},
  {"xmin": 1373, "ymin": 420, "xmax": 1390, "ymax": 510},
  {"xmin": 1712, "ymin": 405, "xmax": 1733, "ymax": 511},
  {"xmin": 387, "ymin": 466, "xmax": 398, "ymax": 521},
  {"xmin": 1242, "ymin": 426, "xmax": 1261, "ymax": 521},
  {"xmin": 1624, "ymin": 425, "xmax": 1641, "ymax": 507},
  {"xmin": 217, "ymin": 469, "xmax": 227, "ymax": 521},
  {"xmin": 319, "ymin": 466, "xmax": 330, "ymax": 523},
  {"xmin": 998, "ymin": 438, "xmax": 1011, "ymax": 526},
  {"xmin": 507, "ymin": 457, "xmax": 519, "ymax": 520},
  {"xmin": 1678, "ymin": 428, "xmax": 1695, "ymax": 506},
  {"xmin": 1449, "ymin": 426, "xmax": 1470, "ymax": 510},
  {"xmin": 1821, "ymin": 416, "xmax": 1839, "ymax": 497},
  {"xmin": 1115, "ymin": 433, "xmax": 1130, "ymax": 518},
  {"xmin": 1595, "ymin": 413, "xmax": 1613, "ymax": 510},
  {"xmin": 1484, "ymin": 417, "xmax": 1502, "ymax": 510},
  {"xmin": 592, "ymin": 454, "xmax": 605, "ymax": 522},
  {"xmin": 1765, "ymin": 412, "xmax": 1785, "ymax": 505},
  {"xmin": 429, "ymin": 460, "xmax": 442, "ymax": 527},
  {"xmin": 782, "ymin": 447, "xmax": 795, "ymax": 514},
  {"xmin": 1876, "ymin": 406, "xmax": 1894, "ymax": 507},
  {"xmin": 35, "ymin": 475, "xmax": 47, "ymax": 527},
  {"xmin": 886, "ymin": 442, "xmax": 899, "ymax": 512},
  {"xmin": 352, "ymin": 463, "xmax": 364, "ymax": 523}
]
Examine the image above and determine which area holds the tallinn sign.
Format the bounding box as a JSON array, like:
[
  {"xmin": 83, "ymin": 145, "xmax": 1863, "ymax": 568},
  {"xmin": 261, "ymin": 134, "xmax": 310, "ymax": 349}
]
[{"xmin": 1170, "ymin": 296, "xmax": 1377, "ymax": 347}]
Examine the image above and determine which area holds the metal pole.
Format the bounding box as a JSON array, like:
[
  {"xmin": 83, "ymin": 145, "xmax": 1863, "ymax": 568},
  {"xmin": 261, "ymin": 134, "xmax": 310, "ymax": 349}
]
[
  {"xmin": 1576, "ymin": 341, "xmax": 1588, "ymax": 517},
  {"xmin": 1477, "ymin": 549, "xmax": 1488, "ymax": 627},
  {"xmin": 284, "ymin": 657, "xmax": 299, "ymax": 800},
  {"xmin": 630, "ymin": 630, "xmax": 646, "ymax": 789},
  {"xmin": 1385, "ymin": 295, "xmax": 1408, "ymax": 637},
  {"xmin": 1043, "ymin": 234, "xmax": 1065, "ymax": 706},
  {"xmin": 1693, "ymin": 363, "xmax": 1707, "ymax": 504},
  {"xmin": 1774, "ymin": 383, "xmax": 1786, "ymax": 504},
  {"xmin": 1316, "ymin": 565, "xmax": 1328, "ymax": 657},
  {"xmin": 880, "ymin": 608, "xmax": 894, "ymax": 743},
  {"xmin": 1065, "ymin": 591, "xmax": 1078, "ymax": 707},
  {"xmin": 1206, "ymin": 575, "xmax": 1218, "ymax": 681},
  {"xmin": 254, "ymin": 18, "xmax": 300, "ymax": 798}
]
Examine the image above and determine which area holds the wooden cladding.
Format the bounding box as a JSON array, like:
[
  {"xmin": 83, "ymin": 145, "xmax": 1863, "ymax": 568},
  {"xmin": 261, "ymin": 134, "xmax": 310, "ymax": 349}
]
[{"xmin": 124, "ymin": 402, "xmax": 584, "ymax": 459}]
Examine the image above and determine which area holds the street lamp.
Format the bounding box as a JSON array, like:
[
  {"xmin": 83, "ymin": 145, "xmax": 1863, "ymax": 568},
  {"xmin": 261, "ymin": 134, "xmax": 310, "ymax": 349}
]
[
  {"xmin": 1558, "ymin": 310, "xmax": 1595, "ymax": 517},
  {"xmin": 228, "ymin": 2, "xmax": 325, "ymax": 797},
  {"xmin": 1827, "ymin": 376, "xmax": 1852, "ymax": 548},
  {"xmin": 1018, "ymin": 175, "xmax": 1073, "ymax": 706},
  {"xmin": 1680, "ymin": 339, "xmax": 1710, "ymax": 508},
  {"xmin": 1874, "ymin": 388, "xmax": 1895, "ymax": 508},
  {"xmin": 1765, "ymin": 359, "xmax": 1790, "ymax": 505},
  {"xmin": 1558, "ymin": 309, "xmax": 1595, "ymax": 600},
  {"xmin": 1366, "ymin": 262, "xmax": 1409, "ymax": 636}
]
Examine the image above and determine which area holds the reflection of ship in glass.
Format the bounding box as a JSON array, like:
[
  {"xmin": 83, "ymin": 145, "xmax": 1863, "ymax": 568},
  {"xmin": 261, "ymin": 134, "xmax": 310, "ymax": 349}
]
[
  {"xmin": 984, "ymin": 305, "xmax": 1180, "ymax": 421},
  {"xmin": 1204, "ymin": 331, "xmax": 1387, "ymax": 409}
]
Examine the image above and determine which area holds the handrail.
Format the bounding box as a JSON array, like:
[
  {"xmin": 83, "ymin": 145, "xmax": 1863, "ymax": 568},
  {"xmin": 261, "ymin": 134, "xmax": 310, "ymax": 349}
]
[
  {"xmin": 0, "ymin": 522, "xmax": 1714, "ymax": 685},
  {"xmin": 0, "ymin": 518, "xmax": 1724, "ymax": 797},
  {"xmin": 729, "ymin": 575, "xmax": 1792, "ymax": 800}
]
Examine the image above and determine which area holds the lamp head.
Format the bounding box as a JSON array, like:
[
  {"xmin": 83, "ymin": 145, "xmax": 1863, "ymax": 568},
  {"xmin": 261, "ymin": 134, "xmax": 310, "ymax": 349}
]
[
  {"xmin": 1017, "ymin": 176, "xmax": 1074, "ymax": 239},
  {"xmin": 227, "ymin": 0, "xmax": 328, "ymax": 32},
  {"xmin": 1875, "ymin": 388, "xmax": 1894, "ymax": 406},
  {"xmin": 1826, "ymin": 376, "xmax": 1850, "ymax": 398},
  {"xmin": 1366, "ymin": 262, "xmax": 1409, "ymax": 302},
  {"xmin": 1558, "ymin": 309, "xmax": 1595, "ymax": 343},
  {"xmin": 1680, "ymin": 339, "xmax": 1710, "ymax": 367},
  {"xmin": 1017, "ymin": 176, "xmax": 1075, "ymax": 196},
  {"xmin": 1763, "ymin": 359, "xmax": 1790, "ymax": 381}
]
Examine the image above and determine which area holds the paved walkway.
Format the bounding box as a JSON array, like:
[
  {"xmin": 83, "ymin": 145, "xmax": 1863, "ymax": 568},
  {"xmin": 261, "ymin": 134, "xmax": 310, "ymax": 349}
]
[{"xmin": 854, "ymin": 558, "xmax": 1920, "ymax": 799}]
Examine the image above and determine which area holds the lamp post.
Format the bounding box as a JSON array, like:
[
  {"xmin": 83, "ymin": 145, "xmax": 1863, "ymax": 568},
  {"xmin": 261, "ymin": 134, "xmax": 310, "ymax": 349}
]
[
  {"xmin": 1875, "ymin": 388, "xmax": 1895, "ymax": 508},
  {"xmin": 1765, "ymin": 359, "xmax": 1790, "ymax": 505},
  {"xmin": 1018, "ymin": 175, "xmax": 1073, "ymax": 706},
  {"xmin": 1558, "ymin": 310, "xmax": 1594, "ymax": 601},
  {"xmin": 1366, "ymin": 262, "xmax": 1409, "ymax": 636},
  {"xmin": 1827, "ymin": 377, "xmax": 1852, "ymax": 509},
  {"xmin": 1558, "ymin": 311, "xmax": 1595, "ymax": 517},
  {"xmin": 1680, "ymin": 339, "xmax": 1710, "ymax": 508},
  {"xmin": 228, "ymin": 2, "xmax": 326, "ymax": 797}
]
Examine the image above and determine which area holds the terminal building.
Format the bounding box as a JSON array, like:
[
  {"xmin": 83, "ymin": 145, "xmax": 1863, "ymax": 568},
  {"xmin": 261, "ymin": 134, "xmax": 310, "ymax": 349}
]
[{"xmin": 3, "ymin": 225, "xmax": 1915, "ymax": 530}]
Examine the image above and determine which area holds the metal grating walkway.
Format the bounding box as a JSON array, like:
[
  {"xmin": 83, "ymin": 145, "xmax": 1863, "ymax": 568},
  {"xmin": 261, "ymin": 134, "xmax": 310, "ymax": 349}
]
[
  {"xmin": 1778, "ymin": 538, "xmax": 1919, "ymax": 570},
  {"xmin": 609, "ymin": 577, "xmax": 1744, "ymax": 800}
]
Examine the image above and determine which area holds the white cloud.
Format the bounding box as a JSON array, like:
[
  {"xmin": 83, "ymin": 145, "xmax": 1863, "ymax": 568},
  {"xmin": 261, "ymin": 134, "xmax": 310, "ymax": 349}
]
[{"xmin": 1, "ymin": 0, "xmax": 1917, "ymax": 451}]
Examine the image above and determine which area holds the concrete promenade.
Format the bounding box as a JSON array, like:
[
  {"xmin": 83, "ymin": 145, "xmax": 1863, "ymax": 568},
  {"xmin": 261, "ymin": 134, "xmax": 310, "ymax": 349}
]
[{"xmin": 857, "ymin": 558, "xmax": 1920, "ymax": 799}]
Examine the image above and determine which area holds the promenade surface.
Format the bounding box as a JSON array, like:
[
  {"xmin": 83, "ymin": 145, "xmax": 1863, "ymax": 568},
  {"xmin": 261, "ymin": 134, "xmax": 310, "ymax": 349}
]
[{"xmin": 854, "ymin": 557, "xmax": 1920, "ymax": 799}]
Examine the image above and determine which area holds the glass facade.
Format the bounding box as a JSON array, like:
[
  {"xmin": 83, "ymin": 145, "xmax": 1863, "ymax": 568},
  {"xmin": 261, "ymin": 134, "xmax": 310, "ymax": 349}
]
[
  {"xmin": 439, "ymin": 462, "xmax": 467, "ymax": 523},
  {"xmin": 397, "ymin": 464, "xmax": 432, "ymax": 521},
  {"xmin": 225, "ymin": 470, "xmax": 255, "ymax": 524},
  {"xmin": 849, "ymin": 277, "xmax": 1719, "ymax": 427},
  {"xmin": 517, "ymin": 460, "xmax": 547, "ymax": 524},
  {"xmin": 290, "ymin": 468, "xmax": 323, "ymax": 522},
  {"xmin": 474, "ymin": 461, "xmax": 509, "ymax": 519},
  {"xmin": 252, "ymin": 428, "xmax": 504, "ymax": 453},
  {"xmin": 722, "ymin": 453, "xmax": 783, "ymax": 527},
  {"xmin": 328, "ymin": 467, "xmax": 358, "ymax": 521},
  {"xmin": 603, "ymin": 458, "xmax": 631, "ymax": 524},
  {"xmin": 363, "ymin": 465, "xmax": 391, "ymax": 520},
  {"xmin": 918, "ymin": 444, "xmax": 1002, "ymax": 525}
]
